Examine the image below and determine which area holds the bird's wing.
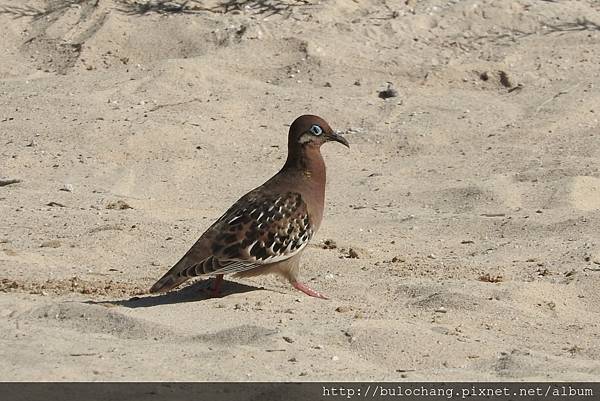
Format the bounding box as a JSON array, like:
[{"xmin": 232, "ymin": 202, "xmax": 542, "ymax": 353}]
[
  {"xmin": 149, "ymin": 190, "xmax": 313, "ymax": 293},
  {"xmin": 196, "ymin": 190, "xmax": 314, "ymax": 274}
]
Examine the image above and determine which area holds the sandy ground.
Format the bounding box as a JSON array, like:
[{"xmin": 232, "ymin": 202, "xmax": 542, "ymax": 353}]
[{"xmin": 1, "ymin": 0, "xmax": 600, "ymax": 381}]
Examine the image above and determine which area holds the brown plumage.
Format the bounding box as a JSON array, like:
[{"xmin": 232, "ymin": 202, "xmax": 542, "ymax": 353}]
[{"xmin": 149, "ymin": 115, "xmax": 349, "ymax": 299}]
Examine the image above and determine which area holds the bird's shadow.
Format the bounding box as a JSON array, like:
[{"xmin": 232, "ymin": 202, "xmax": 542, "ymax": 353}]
[{"xmin": 86, "ymin": 279, "xmax": 265, "ymax": 309}]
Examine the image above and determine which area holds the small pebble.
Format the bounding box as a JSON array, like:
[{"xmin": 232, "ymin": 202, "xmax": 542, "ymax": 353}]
[
  {"xmin": 346, "ymin": 127, "xmax": 365, "ymax": 134},
  {"xmin": 348, "ymin": 248, "xmax": 360, "ymax": 259},
  {"xmin": 378, "ymin": 82, "xmax": 399, "ymax": 99},
  {"xmin": 321, "ymin": 239, "xmax": 337, "ymax": 249}
]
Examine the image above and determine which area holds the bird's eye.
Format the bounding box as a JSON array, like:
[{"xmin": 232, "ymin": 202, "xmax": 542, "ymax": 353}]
[{"xmin": 309, "ymin": 125, "xmax": 323, "ymax": 136}]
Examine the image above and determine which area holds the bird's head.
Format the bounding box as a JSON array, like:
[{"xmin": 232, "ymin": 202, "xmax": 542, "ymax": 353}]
[{"xmin": 288, "ymin": 115, "xmax": 349, "ymax": 149}]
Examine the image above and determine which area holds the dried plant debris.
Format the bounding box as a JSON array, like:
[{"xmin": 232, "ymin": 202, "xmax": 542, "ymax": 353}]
[
  {"xmin": 106, "ymin": 200, "xmax": 133, "ymax": 210},
  {"xmin": 478, "ymin": 273, "xmax": 504, "ymax": 283},
  {"xmin": 0, "ymin": 277, "xmax": 145, "ymax": 296},
  {"xmin": 116, "ymin": 0, "xmax": 312, "ymax": 16},
  {"xmin": 0, "ymin": 178, "xmax": 21, "ymax": 187}
]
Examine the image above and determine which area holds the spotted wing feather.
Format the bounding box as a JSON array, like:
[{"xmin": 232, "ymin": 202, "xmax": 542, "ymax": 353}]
[{"xmin": 178, "ymin": 191, "xmax": 313, "ymax": 279}]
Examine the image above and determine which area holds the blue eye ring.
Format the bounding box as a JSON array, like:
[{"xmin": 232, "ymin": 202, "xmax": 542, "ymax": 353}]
[{"xmin": 309, "ymin": 125, "xmax": 323, "ymax": 136}]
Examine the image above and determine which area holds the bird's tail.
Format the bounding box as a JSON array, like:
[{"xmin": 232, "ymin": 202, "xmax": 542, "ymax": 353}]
[{"xmin": 149, "ymin": 254, "xmax": 195, "ymax": 293}]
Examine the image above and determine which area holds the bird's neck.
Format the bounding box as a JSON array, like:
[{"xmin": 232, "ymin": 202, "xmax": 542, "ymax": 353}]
[
  {"xmin": 281, "ymin": 145, "xmax": 326, "ymax": 225},
  {"xmin": 283, "ymin": 144, "xmax": 327, "ymax": 185}
]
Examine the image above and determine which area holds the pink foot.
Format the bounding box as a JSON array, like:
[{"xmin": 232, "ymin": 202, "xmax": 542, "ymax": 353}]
[
  {"xmin": 210, "ymin": 274, "xmax": 224, "ymax": 298},
  {"xmin": 293, "ymin": 281, "xmax": 328, "ymax": 299}
]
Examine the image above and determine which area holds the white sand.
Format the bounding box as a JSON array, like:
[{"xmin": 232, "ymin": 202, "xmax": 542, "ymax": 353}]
[{"xmin": 1, "ymin": 0, "xmax": 599, "ymax": 380}]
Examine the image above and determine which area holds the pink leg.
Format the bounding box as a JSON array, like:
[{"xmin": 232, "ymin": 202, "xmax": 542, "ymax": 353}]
[
  {"xmin": 210, "ymin": 274, "xmax": 224, "ymax": 298},
  {"xmin": 292, "ymin": 281, "xmax": 328, "ymax": 300}
]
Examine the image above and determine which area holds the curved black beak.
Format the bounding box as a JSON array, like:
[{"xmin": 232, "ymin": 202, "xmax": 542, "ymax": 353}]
[{"xmin": 327, "ymin": 130, "xmax": 350, "ymax": 148}]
